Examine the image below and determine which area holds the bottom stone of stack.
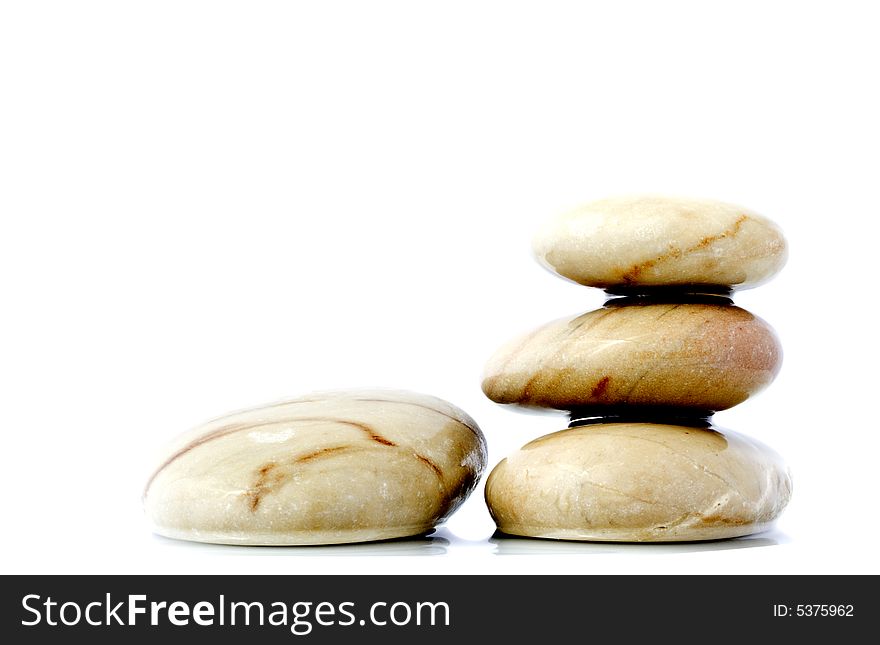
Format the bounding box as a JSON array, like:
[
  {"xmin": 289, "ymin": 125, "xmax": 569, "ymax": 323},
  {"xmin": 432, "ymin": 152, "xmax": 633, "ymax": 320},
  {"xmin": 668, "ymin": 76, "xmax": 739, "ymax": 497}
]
[{"xmin": 485, "ymin": 423, "xmax": 791, "ymax": 542}]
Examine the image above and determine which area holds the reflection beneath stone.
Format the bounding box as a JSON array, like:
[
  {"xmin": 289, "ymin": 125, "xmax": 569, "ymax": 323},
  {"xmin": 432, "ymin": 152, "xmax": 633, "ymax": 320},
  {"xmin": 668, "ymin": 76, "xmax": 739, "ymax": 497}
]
[
  {"xmin": 490, "ymin": 529, "xmax": 786, "ymax": 555},
  {"xmin": 153, "ymin": 532, "xmax": 449, "ymax": 556}
]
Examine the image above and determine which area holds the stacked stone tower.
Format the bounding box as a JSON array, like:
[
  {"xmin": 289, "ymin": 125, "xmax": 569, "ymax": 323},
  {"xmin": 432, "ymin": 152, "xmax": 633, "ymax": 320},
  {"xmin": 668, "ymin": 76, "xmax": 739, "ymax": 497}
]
[{"xmin": 482, "ymin": 196, "xmax": 791, "ymax": 541}]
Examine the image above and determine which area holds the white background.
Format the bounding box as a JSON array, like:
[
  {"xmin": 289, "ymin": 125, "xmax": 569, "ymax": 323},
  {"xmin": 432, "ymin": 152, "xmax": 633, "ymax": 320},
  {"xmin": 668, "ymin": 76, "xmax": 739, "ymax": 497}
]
[{"xmin": 2, "ymin": 1, "xmax": 878, "ymax": 575}]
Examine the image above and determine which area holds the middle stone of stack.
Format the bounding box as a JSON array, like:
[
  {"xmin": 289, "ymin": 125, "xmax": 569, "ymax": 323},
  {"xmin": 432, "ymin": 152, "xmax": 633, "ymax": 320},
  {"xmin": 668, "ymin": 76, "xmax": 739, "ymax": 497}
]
[{"xmin": 482, "ymin": 300, "xmax": 780, "ymax": 415}]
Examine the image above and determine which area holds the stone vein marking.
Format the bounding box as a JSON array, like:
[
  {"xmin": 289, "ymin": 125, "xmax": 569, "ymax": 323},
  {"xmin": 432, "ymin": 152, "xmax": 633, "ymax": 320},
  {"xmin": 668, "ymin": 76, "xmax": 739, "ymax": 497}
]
[
  {"xmin": 295, "ymin": 445, "xmax": 353, "ymax": 463},
  {"xmin": 414, "ymin": 452, "xmax": 454, "ymax": 510},
  {"xmin": 335, "ymin": 398, "xmax": 480, "ymax": 437},
  {"xmin": 574, "ymin": 430, "xmax": 745, "ymax": 500},
  {"xmin": 244, "ymin": 447, "xmax": 446, "ymax": 513},
  {"xmin": 246, "ymin": 462, "xmax": 280, "ymax": 511},
  {"xmin": 590, "ymin": 376, "xmax": 611, "ymax": 399},
  {"xmin": 565, "ymin": 308, "xmax": 616, "ymax": 338},
  {"xmin": 623, "ymin": 366, "xmax": 654, "ymax": 401},
  {"xmin": 144, "ymin": 417, "xmax": 396, "ymax": 497},
  {"xmin": 621, "ymin": 309, "xmax": 695, "ymax": 402},
  {"xmin": 580, "ymin": 478, "xmax": 684, "ymax": 510},
  {"xmin": 259, "ymin": 396, "xmax": 477, "ymax": 435},
  {"xmin": 652, "ymin": 303, "xmax": 682, "ymax": 321},
  {"xmin": 415, "ymin": 453, "xmax": 443, "ymax": 479},
  {"xmin": 652, "ymin": 493, "xmax": 736, "ymax": 531},
  {"xmin": 556, "ymin": 311, "xmax": 617, "ymax": 357},
  {"xmin": 144, "ymin": 421, "xmax": 261, "ymax": 497},
  {"xmin": 515, "ymin": 310, "xmax": 619, "ymax": 403},
  {"xmin": 652, "ymin": 511, "xmax": 693, "ymax": 531},
  {"xmin": 653, "ymin": 511, "xmax": 706, "ymax": 531},
  {"xmin": 245, "ymin": 446, "xmax": 353, "ymax": 511},
  {"xmin": 620, "ymin": 215, "xmax": 749, "ymax": 283}
]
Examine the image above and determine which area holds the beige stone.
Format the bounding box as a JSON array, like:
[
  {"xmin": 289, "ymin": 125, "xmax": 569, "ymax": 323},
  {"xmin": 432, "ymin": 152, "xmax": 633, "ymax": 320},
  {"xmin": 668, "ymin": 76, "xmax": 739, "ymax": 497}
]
[
  {"xmin": 533, "ymin": 195, "xmax": 787, "ymax": 289},
  {"xmin": 486, "ymin": 423, "xmax": 791, "ymax": 542},
  {"xmin": 144, "ymin": 390, "xmax": 486, "ymax": 545},
  {"xmin": 482, "ymin": 303, "xmax": 780, "ymax": 412}
]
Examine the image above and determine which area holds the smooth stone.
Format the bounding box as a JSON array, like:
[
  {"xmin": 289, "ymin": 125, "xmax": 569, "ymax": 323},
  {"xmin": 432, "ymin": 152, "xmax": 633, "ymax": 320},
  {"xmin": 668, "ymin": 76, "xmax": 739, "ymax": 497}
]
[
  {"xmin": 482, "ymin": 303, "xmax": 780, "ymax": 413},
  {"xmin": 144, "ymin": 389, "xmax": 487, "ymax": 545},
  {"xmin": 533, "ymin": 195, "xmax": 788, "ymax": 289},
  {"xmin": 485, "ymin": 423, "xmax": 791, "ymax": 542}
]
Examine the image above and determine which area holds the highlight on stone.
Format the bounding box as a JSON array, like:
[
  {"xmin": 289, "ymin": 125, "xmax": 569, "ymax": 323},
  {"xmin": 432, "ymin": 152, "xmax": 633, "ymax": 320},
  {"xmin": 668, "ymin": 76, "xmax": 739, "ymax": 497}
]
[
  {"xmin": 483, "ymin": 195, "xmax": 791, "ymax": 542},
  {"xmin": 144, "ymin": 390, "xmax": 487, "ymax": 545}
]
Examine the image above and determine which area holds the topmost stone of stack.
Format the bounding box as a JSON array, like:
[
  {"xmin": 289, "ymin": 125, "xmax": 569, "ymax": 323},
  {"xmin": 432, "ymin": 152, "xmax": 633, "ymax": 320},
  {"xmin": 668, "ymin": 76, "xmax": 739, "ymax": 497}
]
[{"xmin": 533, "ymin": 196, "xmax": 787, "ymax": 291}]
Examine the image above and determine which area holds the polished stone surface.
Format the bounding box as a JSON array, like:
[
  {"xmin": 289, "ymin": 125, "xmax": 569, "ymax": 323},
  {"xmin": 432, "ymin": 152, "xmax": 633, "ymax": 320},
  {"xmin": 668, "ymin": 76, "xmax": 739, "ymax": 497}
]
[
  {"xmin": 482, "ymin": 302, "xmax": 781, "ymax": 413},
  {"xmin": 485, "ymin": 423, "xmax": 791, "ymax": 542},
  {"xmin": 533, "ymin": 195, "xmax": 787, "ymax": 289},
  {"xmin": 144, "ymin": 390, "xmax": 487, "ymax": 545}
]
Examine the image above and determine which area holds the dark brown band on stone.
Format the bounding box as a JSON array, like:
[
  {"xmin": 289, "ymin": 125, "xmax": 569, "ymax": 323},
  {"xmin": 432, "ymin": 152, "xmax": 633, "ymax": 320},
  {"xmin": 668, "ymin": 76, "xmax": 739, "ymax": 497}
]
[
  {"xmin": 603, "ymin": 285, "xmax": 733, "ymax": 305},
  {"xmin": 568, "ymin": 405, "xmax": 714, "ymax": 428}
]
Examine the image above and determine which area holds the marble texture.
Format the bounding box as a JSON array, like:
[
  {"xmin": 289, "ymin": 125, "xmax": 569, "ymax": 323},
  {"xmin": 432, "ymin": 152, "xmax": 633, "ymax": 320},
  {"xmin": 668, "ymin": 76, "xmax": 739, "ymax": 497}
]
[
  {"xmin": 144, "ymin": 390, "xmax": 487, "ymax": 545},
  {"xmin": 482, "ymin": 302, "xmax": 781, "ymax": 412},
  {"xmin": 533, "ymin": 195, "xmax": 787, "ymax": 289},
  {"xmin": 485, "ymin": 423, "xmax": 791, "ymax": 542}
]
